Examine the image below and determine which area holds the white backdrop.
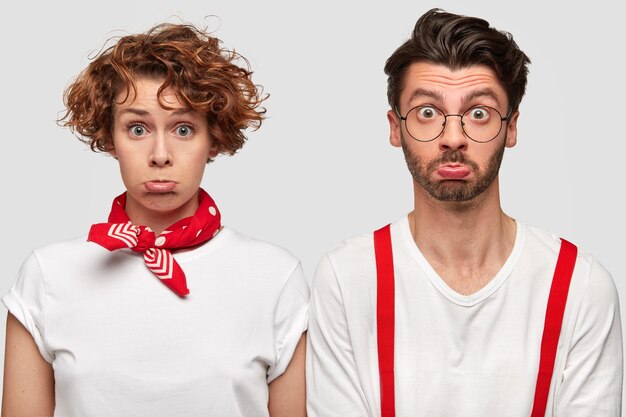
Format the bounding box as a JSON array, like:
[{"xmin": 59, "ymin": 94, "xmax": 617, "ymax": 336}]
[{"xmin": 1, "ymin": 0, "xmax": 624, "ymax": 408}]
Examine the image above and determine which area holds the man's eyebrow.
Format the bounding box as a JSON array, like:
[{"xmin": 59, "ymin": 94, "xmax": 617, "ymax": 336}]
[
  {"xmin": 407, "ymin": 88, "xmax": 444, "ymax": 103},
  {"xmin": 463, "ymin": 88, "xmax": 500, "ymax": 105}
]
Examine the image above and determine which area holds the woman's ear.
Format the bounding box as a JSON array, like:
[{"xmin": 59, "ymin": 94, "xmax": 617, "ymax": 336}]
[
  {"xmin": 208, "ymin": 145, "xmax": 219, "ymax": 159},
  {"xmin": 108, "ymin": 146, "xmax": 118, "ymax": 159}
]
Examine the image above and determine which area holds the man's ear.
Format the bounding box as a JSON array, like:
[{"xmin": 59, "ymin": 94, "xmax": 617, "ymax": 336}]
[
  {"xmin": 388, "ymin": 109, "xmax": 402, "ymax": 148},
  {"xmin": 505, "ymin": 110, "xmax": 519, "ymax": 148}
]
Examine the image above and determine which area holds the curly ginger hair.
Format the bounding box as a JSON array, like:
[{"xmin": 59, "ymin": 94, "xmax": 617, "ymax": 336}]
[{"xmin": 60, "ymin": 23, "xmax": 266, "ymax": 157}]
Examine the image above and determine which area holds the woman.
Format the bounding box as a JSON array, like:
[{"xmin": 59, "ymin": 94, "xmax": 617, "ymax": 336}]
[{"xmin": 2, "ymin": 23, "xmax": 308, "ymax": 417}]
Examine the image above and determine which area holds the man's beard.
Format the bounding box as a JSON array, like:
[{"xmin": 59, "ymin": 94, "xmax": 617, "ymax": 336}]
[{"xmin": 401, "ymin": 135, "xmax": 506, "ymax": 202}]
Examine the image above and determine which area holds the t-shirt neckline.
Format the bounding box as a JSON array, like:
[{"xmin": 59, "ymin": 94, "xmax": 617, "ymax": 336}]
[
  {"xmin": 398, "ymin": 215, "xmax": 526, "ymax": 307},
  {"xmin": 117, "ymin": 226, "xmax": 233, "ymax": 261}
]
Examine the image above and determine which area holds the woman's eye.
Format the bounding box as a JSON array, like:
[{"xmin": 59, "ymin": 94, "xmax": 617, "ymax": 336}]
[
  {"xmin": 176, "ymin": 125, "xmax": 193, "ymax": 137},
  {"xmin": 130, "ymin": 125, "xmax": 146, "ymax": 136}
]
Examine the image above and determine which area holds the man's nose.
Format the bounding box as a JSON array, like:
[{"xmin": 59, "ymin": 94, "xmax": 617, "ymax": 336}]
[{"xmin": 438, "ymin": 115, "xmax": 468, "ymax": 152}]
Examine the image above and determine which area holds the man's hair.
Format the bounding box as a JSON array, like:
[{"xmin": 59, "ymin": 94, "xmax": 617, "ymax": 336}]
[
  {"xmin": 384, "ymin": 9, "xmax": 530, "ymax": 113},
  {"xmin": 60, "ymin": 23, "xmax": 266, "ymax": 156}
]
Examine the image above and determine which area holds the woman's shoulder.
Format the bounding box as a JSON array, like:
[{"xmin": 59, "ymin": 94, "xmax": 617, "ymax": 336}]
[
  {"xmin": 32, "ymin": 235, "xmax": 102, "ymax": 260},
  {"xmin": 223, "ymin": 227, "xmax": 298, "ymax": 259},
  {"xmin": 18, "ymin": 235, "xmax": 118, "ymax": 282},
  {"xmin": 183, "ymin": 226, "xmax": 302, "ymax": 273}
]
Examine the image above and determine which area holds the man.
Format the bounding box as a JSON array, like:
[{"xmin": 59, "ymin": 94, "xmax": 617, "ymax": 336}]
[{"xmin": 307, "ymin": 9, "xmax": 622, "ymax": 417}]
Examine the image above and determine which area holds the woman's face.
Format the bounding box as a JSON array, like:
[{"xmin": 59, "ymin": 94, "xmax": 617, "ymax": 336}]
[{"xmin": 110, "ymin": 78, "xmax": 217, "ymax": 227}]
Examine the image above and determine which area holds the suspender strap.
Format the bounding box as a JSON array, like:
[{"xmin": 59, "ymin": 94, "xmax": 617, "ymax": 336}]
[
  {"xmin": 374, "ymin": 225, "xmax": 577, "ymax": 417},
  {"xmin": 530, "ymin": 238, "xmax": 578, "ymax": 417},
  {"xmin": 374, "ymin": 224, "xmax": 395, "ymax": 417}
]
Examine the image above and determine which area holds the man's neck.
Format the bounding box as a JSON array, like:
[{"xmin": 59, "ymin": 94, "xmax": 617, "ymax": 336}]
[{"xmin": 409, "ymin": 179, "xmax": 517, "ymax": 295}]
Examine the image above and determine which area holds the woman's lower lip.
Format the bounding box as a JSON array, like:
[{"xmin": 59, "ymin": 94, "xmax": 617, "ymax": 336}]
[
  {"xmin": 145, "ymin": 181, "xmax": 176, "ymax": 192},
  {"xmin": 437, "ymin": 166, "xmax": 471, "ymax": 179}
]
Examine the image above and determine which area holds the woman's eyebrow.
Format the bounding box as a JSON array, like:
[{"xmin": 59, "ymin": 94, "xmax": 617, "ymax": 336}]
[{"xmin": 117, "ymin": 108, "xmax": 150, "ymax": 116}]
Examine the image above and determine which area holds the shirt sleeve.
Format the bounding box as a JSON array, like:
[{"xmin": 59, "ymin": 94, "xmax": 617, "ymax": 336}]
[
  {"xmin": 2, "ymin": 251, "xmax": 54, "ymax": 363},
  {"xmin": 555, "ymin": 257, "xmax": 623, "ymax": 416},
  {"xmin": 306, "ymin": 254, "xmax": 371, "ymax": 417},
  {"xmin": 267, "ymin": 261, "xmax": 309, "ymax": 383}
]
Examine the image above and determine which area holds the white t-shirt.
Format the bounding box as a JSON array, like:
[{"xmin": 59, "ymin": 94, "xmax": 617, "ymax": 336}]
[
  {"xmin": 3, "ymin": 227, "xmax": 309, "ymax": 417},
  {"xmin": 307, "ymin": 216, "xmax": 622, "ymax": 417}
]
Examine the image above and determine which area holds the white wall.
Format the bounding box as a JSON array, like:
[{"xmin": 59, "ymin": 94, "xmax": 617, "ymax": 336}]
[{"xmin": 1, "ymin": 0, "xmax": 624, "ymax": 409}]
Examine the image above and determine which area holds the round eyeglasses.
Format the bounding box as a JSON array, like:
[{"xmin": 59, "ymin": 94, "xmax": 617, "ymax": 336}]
[{"xmin": 397, "ymin": 105, "xmax": 511, "ymax": 143}]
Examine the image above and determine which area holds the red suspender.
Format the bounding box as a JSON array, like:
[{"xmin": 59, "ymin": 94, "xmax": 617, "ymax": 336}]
[
  {"xmin": 374, "ymin": 224, "xmax": 577, "ymax": 417},
  {"xmin": 530, "ymin": 238, "xmax": 578, "ymax": 417},
  {"xmin": 374, "ymin": 224, "xmax": 395, "ymax": 417}
]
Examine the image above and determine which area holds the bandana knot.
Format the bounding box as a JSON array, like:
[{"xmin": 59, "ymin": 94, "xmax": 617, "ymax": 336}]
[
  {"xmin": 131, "ymin": 226, "xmax": 157, "ymax": 253},
  {"xmin": 87, "ymin": 189, "xmax": 221, "ymax": 297}
]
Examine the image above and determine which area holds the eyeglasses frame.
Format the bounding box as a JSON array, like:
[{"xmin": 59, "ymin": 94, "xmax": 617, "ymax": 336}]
[{"xmin": 396, "ymin": 104, "xmax": 513, "ymax": 143}]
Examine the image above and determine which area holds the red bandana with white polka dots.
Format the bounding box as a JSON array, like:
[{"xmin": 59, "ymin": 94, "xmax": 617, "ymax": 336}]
[{"xmin": 87, "ymin": 188, "xmax": 221, "ymax": 297}]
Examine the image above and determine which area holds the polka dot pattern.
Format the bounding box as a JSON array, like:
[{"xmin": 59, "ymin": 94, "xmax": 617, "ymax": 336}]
[{"xmin": 90, "ymin": 188, "xmax": 220, "ymax": 297}]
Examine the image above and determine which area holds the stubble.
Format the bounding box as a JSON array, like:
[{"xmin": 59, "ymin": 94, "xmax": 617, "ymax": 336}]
[{"xmin": 400, "ymin": 135, "xmax": 506, "ymax": 202}]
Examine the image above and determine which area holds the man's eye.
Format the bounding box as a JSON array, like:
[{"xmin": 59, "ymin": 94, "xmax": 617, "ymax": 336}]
[
  {"xmin": 418, "ymin": 106, "xmax": 437, "ymax": 119},
  {"xmin": 129, "ymin": 125, "xmax": 146, "ymax": 136},
  {"xmin": 176, "ymin": 125, "xmax": 193, "ymax": 136},
  {"xmin": 467, "ymin": 108, "xmax": 490, "ymax": 120}
]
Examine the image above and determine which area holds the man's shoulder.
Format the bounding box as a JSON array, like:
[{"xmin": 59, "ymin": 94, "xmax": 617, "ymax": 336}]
[
  {"xmin": 323, "ymin": 218, "xmax": 407, "ymax": 262},
  {"xmin": 523, "ymin": 223, "xmax": 602, "ymax": 270},
  {"xmin": 324, "ymin": 231, "xmax": 375, "ymax": 263},
  {"xmin": 311, "ymin": 229, "xmax": 378, "ymax": 306},
  {"xmin": 315, "ymin": 219, "xmax": 408, "ymax": 290},
  {"xmin": 522, "ymin": 223, "xmax": 615, "ymax": 297}
]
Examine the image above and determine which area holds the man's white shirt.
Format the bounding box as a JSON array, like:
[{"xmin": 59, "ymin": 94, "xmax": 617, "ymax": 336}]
[{"xmin": 307, "ymin": 216, "xmax": 622, "ymax": 417}]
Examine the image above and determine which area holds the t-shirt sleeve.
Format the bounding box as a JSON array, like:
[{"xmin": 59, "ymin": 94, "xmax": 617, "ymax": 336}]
[
  {"xmin": 2, "ymin": 251, "xmax": 54, "ymax": 363},
  {"xmin": 267, "ymin": 261, "xmax": 309, "ymax": 382},
  {"xmin": 306, "ymin": 254, "xmax": 371, "ymax": 417},
  {"xmin": 555, "ymin": 257, "xmax": 623, "ymax": 416}
]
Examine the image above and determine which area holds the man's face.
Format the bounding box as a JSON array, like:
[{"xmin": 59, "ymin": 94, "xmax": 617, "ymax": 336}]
[{"xmin": 387, "ymin": 62, "xmax": 518, "ymax": 203}]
